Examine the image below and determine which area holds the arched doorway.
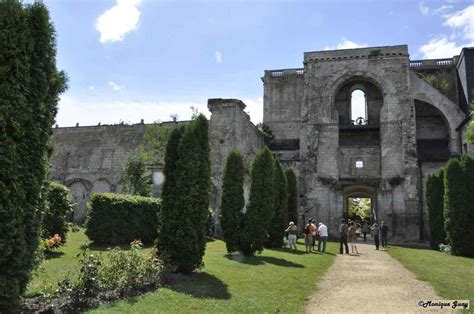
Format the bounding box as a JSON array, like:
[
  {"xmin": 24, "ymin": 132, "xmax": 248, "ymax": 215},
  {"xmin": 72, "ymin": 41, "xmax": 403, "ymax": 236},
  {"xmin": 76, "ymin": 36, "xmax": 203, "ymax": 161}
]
[{"xmin": 343, "ymin": 185, "xmax": 377, "ymax": 223}]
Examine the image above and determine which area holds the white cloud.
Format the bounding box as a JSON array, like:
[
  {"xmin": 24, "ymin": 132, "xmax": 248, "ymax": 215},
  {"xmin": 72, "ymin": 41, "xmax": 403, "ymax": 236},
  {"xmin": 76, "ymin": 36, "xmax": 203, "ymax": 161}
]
[
  {"xmin": 96, "ymin": 0, "xmax": 142, "ymax": 44},
  {"xmin": 444, "ymin": 5, "xmax": 474, "ymax": 41},
  {"xmin": 419, "ymin": 1, "xmax": 430, "ymax": 15},
  {"xmin": 88, "ymin": 86, "xmax": 95, "ymax": 90},
  {"xmin": 242, "ymin": 97, "xmax": 263, "ymax": 124},
  {"xmin": 432, "ymin": 5, "xmax": 453, "ymax": 15},
  {"xmin": 324, "ymin": 39, "xmax": 367, "ymax": 50},
  {"xmin": 55, "ymin": 95, "xmax": 209, "ymax": 127},
  {"xmin": 215, "ymin": 51, "xmax": 223, "ymax": 64},
  {"xmin": 419, "ymin": 36, "xmax": 463, "ymax": 58},
  {"xmin": 55, "ymin": 95, "xmax": 265, "ymax": 127},
  {"xmin": 419, "ymin": 5, "xmax": 474, "ymax": 58},
  {"xmin": 108, "ymin": 82, "xmax": 124, "ymax": 91}
]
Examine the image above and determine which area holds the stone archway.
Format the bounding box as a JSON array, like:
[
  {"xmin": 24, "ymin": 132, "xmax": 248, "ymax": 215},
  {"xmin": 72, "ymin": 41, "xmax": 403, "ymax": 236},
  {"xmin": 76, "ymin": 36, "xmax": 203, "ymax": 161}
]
[{"xmin": 342, "ymin": 185, "xmax": 378, "ymax": 223}]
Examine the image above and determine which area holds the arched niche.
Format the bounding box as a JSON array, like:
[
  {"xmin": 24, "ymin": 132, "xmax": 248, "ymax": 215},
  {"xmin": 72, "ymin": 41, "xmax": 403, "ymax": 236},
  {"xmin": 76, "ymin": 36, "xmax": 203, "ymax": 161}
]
[
  {"xmin": 335, "ymin": 78, "xmax": 383, "ymax": 147},
  {"xmin": 415, "ymin": 99, "xmax": 450, "ymax": 161}
]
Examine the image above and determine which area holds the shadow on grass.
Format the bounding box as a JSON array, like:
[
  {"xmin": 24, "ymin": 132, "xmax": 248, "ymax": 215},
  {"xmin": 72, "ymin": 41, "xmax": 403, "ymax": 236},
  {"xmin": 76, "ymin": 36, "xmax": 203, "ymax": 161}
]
[
  {"xmin": 166, "ymin": 272, "xmax": 231, "ymax": 300},
  {"xmin": 225, "ymin": 253, "xmax": 304, "ymax": 268},
  {"xmin": 44, "ymin": 251, "xmax": 65, "ymax": 260}
]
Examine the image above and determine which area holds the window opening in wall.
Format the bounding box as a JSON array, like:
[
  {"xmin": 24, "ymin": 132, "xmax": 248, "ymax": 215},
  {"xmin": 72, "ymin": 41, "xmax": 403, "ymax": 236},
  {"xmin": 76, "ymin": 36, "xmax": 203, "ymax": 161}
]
[
  {"xmin": 351, "ymin": 89, "xmax": 367, "ymax": 125},
  {"xmin": 355, "ymin": 160, "xmax": 364, "ymax": 168}
]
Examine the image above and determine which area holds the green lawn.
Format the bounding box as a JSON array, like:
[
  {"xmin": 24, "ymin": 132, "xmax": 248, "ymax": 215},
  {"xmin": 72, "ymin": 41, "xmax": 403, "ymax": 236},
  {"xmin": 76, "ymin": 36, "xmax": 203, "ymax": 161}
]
[
  {"xmin": 388, "ymin": 246, "xmax": 474, "ymax": 311},
  {"xmin": 26, "ymin": 229, "xmax": 152, "ymax": 297},
  {"xmin": 27, "ymin": 230, "xmax": 336, "ymax": 313},
  {"xmin": 92, "ymin": 240, "xmax": 336, "ymax": 313}
]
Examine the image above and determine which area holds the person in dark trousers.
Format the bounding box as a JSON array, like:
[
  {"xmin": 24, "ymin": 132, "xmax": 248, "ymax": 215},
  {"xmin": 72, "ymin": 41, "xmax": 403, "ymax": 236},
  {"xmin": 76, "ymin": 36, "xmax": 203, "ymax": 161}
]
[
  {"xmin": 361, "ymin": 221, "xmax": 369, "ymax": 242},
  {"xmin": 380, "ymin": 220, "xmax": 389, "ymax": 248},
  {"xmin": 371, "ymin": 223, "xmax": 380, "ymax": 250},
  {"xmin": 339, "ymin": 219, "xmax": 349, "ymax": 254}
]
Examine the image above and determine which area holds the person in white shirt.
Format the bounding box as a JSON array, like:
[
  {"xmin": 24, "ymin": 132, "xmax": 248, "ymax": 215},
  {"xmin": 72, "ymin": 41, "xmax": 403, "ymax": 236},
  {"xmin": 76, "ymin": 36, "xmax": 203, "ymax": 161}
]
[{"xmin": 317, "ymin": 222, "xmax": 328, "ymax": 253}]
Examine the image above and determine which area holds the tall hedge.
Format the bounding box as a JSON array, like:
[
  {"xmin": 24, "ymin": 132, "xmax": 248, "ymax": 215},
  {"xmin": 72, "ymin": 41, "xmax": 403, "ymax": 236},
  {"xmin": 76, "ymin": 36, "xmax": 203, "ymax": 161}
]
[
  {"xmin": 220, "ymin": 150, "xmax": 245, "ymax": 253},
  {"xmin": 158, "ymin": 115, "xmax": 211, "ymax": 273},
  {"xmin": 157, "ymin": 127, "xmax": 183, "ymax": 261},
  {"xmin": 85, "ymin": 193, "xmax": 160, "ymax": 245},
  {"xmin": 240, "ymin": 147, "xmax": 275, "ymax": 256},
  {"xmin": 43, "ymin": 182, "xmax": 73, "ymax": 240},
  {"xmin": 459, "ymin": 155, "xmax": 474, "ymax": 257},
  {"xmin": 444, "ymin": 158, "xmax": 469, "ymax": 256},
  {"xmin": 426, "ymin": 170, "xmax": 446, "ymax": 250},
  {"xmin": 285, "ymin": 168, "xmax": 298, "ymax": 226},
  {"xmin": 0, "ymin": 1, "xmax": 66, "ymax": 310},
  {"xmin": 266, "ymin": 158, "xmax": 288, "ymax": 248}
]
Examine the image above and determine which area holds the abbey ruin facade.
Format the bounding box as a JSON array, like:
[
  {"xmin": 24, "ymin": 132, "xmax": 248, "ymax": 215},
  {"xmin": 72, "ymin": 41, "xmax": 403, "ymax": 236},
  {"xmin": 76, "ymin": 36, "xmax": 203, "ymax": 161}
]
[{"xmin": 51, "ymin": 45, "xmax": 474, "ymax": 243}]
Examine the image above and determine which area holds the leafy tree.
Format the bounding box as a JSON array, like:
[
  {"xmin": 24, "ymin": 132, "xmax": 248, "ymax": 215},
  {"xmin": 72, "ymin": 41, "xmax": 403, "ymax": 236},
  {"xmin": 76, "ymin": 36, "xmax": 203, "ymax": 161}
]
[
  {"xmin": 426, "ymin": 169, "xmax": 446, "ymax": 250},
  {"xmin": 220, "ymin": 150, "xmax": 245, "ymax": 253},
  {"xmin": 119, "ymin": 148, "xmax": 152, "ymax": 197},
  {"xmin": 266, "ymin": 158, "xmax": 288, "ymax": 248},
  {"xmin": 43, "ymin": 182, "xmax": 73, "ymax": 240},
  {"xmin": 285, "ymin": 168, "xmax": 298, "ymax": 226},
  {"xmin": 444, "ymin": 158, "xmax": 469, "ymax": 256},
  {"xmin": 240, "ymin": 147, "xmax": 274, "ymax": 256},
  {"xmin": 348, "ymin": 198, "xmax": 371, "ymax": 220},
  {"xmin": 142, "ymin": 123, "xmax": 173, "ymax": 166},
  {"xmin": 0, "ymin": 1, "xmax": 66, "ymax": 310}
]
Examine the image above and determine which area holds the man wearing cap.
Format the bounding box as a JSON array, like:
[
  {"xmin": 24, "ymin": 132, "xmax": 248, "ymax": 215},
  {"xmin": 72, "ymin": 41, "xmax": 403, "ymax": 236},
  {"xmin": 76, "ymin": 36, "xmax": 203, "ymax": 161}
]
[{"xmin": 317, "ymin": 222, "xmax": 328, "ymax": 253}]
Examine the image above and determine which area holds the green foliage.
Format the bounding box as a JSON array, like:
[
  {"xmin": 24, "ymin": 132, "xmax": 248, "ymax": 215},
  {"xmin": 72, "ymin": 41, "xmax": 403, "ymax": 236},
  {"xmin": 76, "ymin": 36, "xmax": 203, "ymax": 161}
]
[
  {"xmin": 142, "ymin": 124, "xmax": 173, "ymax": 166},
  {"xmin": 240, "ymin": 147, "xmax": 275, "ymax": 256},
  {"xmin": 425, "ymin": 74, "xmax": 451, "ymax": 96},
  {"xmin": 158, "ymin": 115, "xmax": 211, "ymax": 273},
  {"xmin": 0, "ymin": 1, "xmax": 66, "ymax": 310},
  {"xmin": 43, "ymin": 182, "xmax": 73, "ymax": 240},
  {"xmin": 266, "ymin": 158, "xmax": 288, "ymax": 248},
  {"xmin": 426, "ymin": 169, "xmax": 446, "ymax": 250},
  {"xmin": 444, "ymin": 158, "xmax": 471, "ymax": 257},
  {"xmin": 85, "ymin": 193, "xmax": 161, "ymax": 245},
  {"xmin": 57, "ymin": 252, "xmax": 103, "ymax": 309},
  {"xmin": 119, "ymin": 148, "xmax": 152, "ymax": 197},
  {"xmin": 459, "ymin": 155, "xmax": 474, "ymax": 257},
  {"xmin": 101, "ymin": 242, "xmax": 163, "ymax": 298},
  {"xmin": 348, "ymin": 198, "xmax": 371, "ymax": 219},
  {"xmin": 285, "ymin": 168, "xmax": 298, "ymax": 226},
  {"xmin": 256, "ymin": 122, "xmax": 273, "ymax": 138},
  {"xmin": 220, "ymin": 150, "xmax": 245, "ymax": 253},
  {"xmin": 466, "ymin": 121, "xmax": 474, "ymax": 144}
]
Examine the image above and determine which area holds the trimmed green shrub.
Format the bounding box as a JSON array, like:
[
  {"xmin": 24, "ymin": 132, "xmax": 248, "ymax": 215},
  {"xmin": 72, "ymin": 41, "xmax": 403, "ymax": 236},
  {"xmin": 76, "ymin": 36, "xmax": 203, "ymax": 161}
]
[
  {"xmin": 240, "ymin": 147, "xmax": 275, "ymax": 256},
  {"xmin": 43, "ymin": 182, "xmax": 73, "ymax": 240},
  {"xmin": 220, "ymin": 150, "xmax": 245, "ymax": 253},
  {"xmin": 0, "ymin": 1, "xmax": 66, "ymax": 310},
  {"xmin": 285, "ymin": 168, "xmax": 298, "ymax": 226},
  {"xmin": 459, "ymin": 155, "xmax": 474, "ymax": 257},
  {"xmin": 426, "ymin": 169, "xmax": 446, "ymax": 250},
  {"xmin": 444, "ymin": 158, "xmax": 469, "ymax": 256},
  {"xmin": 158, "ymin": 115, "xmax": 211, "ymax": 273},
  {"xmin": 266, "ymin": 158, "xmax": 288, "ymax": 248},
  {"xmin": 85, "ymin": 193, "xmax": 160, "ymax": 245},
  {"xmin": 157, "ymin": 127, "xmax": 184, "ymax": 262}
]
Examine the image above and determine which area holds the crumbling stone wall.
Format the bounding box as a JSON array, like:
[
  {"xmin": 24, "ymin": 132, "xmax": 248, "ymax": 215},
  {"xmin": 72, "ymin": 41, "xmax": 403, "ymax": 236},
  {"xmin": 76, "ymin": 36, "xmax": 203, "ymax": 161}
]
[{"xmin": 207, "ymin": 99, "xmax": 264, "ymax": 231}]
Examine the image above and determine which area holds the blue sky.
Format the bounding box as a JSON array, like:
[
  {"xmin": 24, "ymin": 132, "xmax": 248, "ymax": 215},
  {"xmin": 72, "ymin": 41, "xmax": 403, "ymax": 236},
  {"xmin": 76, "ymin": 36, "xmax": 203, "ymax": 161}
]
[{"xmin": 46, "ymin": 0, "xmax": 474, "ymax": 126}]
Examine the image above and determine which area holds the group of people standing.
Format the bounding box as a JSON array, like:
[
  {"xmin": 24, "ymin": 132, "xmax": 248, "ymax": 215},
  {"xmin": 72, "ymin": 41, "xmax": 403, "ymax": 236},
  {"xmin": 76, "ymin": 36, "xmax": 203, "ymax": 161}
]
[
  {"xmin": 285, "ymin": 219, "xmax": 328, "ymax": 253},
  {"xmin": 285, "ymin": 218, "xmax": 390, "ymax": 254},
  {"xmin": 339, "ymin": 219, "xmax": 389, "ymax": 254}
]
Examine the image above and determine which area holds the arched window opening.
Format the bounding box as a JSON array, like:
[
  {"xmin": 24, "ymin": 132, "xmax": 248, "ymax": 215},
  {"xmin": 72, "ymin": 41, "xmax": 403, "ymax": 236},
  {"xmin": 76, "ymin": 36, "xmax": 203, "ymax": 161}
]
[{"xmin": 351, "ymin": 89, "xmax": 367, "ymax": 125}]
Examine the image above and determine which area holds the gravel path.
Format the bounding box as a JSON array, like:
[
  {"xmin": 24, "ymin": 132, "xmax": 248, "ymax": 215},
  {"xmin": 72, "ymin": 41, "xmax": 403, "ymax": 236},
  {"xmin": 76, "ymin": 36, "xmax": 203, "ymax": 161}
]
[{"xmin": 306, "ymin": 243, "xmax": 444, "ymax": 313}]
